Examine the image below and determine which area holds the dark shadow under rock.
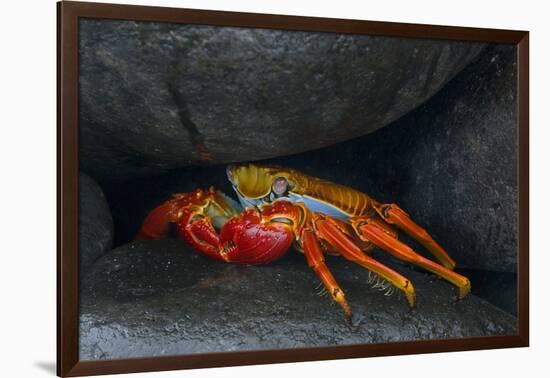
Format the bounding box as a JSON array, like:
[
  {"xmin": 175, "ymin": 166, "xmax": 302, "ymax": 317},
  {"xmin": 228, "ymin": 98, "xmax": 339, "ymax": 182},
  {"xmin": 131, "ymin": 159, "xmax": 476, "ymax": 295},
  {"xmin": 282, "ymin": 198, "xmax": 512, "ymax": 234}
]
[
  {"xmin": 458, "ymin": 268, "xmax": 517, "ymax": 315},
  {"xmin": 80, "ymin": 240, "xmax": 516, "ymax": 360},
  {"xmin": 79, "ymin": 19, "xmax": 484, "ymax": 181}
]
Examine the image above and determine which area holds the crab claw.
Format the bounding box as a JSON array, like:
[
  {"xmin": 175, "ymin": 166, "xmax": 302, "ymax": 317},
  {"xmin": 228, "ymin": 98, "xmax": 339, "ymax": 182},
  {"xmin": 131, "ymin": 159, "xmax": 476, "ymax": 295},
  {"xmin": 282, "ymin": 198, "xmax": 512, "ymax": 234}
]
[
  {"xmin": 137, "ymin": 189, "xmax": 296, "ymax": 265},
  {"xmin": 136, "ymin": 189, "xmax": 210, "ymax": 241},
  {"xmin": 136, "ymin": 188, "xmax": 236, "ymax": 261},
  {"xmin": 218, "ymin": 208, "xmax": 294, "ymax": 265}
]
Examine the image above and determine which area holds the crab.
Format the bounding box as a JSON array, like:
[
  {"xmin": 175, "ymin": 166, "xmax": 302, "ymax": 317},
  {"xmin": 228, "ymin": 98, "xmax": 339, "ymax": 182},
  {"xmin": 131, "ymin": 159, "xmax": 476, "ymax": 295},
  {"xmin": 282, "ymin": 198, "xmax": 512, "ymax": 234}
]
[{"xmin": 137, "ymin": 164, "xmax": 471, "ymax": 320}]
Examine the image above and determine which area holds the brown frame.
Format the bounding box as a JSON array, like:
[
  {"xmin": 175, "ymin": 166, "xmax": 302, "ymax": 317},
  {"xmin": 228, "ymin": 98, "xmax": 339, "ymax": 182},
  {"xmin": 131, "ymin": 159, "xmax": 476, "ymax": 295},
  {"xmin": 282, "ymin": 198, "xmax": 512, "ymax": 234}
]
[{"xmin": 57, "ymin": 1, "xmax": 529, "ymax": 376}]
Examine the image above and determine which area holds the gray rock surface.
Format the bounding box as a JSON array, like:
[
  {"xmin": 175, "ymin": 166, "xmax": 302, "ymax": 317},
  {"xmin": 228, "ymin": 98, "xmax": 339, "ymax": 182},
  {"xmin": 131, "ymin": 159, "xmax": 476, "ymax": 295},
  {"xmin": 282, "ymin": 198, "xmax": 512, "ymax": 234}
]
[
  {"xmin": 393, "ymin": 45, "xmax": 518, "ymax": 273},
  {"xmin": 79, "ymin": 19, "xmax": 484, "ymax": 181},
  {"xmin": 79, "ymin": 173, "xmax": 114, "ymax": 274},
  {"xmin": 80, "ymin": 240, "xmax": 516, "ymax": 360}
]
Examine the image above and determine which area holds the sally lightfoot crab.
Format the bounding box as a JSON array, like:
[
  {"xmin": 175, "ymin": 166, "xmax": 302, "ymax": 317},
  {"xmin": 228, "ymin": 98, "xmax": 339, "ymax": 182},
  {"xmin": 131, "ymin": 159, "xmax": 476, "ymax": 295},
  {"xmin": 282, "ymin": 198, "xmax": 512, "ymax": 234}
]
[{"xmin": 137, "ymin": 164, "xmax": 471, "ymax": 320}]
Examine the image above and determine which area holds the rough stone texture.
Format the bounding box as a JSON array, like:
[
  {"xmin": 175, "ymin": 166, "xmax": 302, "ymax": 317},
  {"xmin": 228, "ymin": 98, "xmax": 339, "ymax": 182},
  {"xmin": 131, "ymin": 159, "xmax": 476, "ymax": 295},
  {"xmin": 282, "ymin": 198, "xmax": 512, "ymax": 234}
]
[
  {"xmin": 79, "ymin": 173, "xmax": 115, "ymax": 274},
  {"xmin": 80, "ymin": 240, "xmax": 516, "ymax": 360},
  {"xmin": 79, "ymin": 19, "xmax": 484, "ymax": 181}
]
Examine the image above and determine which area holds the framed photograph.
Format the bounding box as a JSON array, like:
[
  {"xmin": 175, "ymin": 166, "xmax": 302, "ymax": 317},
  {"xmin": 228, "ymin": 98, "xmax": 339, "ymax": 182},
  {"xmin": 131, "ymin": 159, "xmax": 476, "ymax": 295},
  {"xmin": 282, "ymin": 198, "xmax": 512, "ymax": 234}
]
[{"xmin": 57, "ymin": 1, "xmax": 529, "ymax": 376}]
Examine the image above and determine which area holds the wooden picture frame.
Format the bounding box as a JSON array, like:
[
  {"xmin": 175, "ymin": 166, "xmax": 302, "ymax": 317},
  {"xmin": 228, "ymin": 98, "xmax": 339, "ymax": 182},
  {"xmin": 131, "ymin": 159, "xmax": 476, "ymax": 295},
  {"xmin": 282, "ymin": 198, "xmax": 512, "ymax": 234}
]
[{"xmin": 57, "ymin": 1, "xmax": 529, "ymax": 376}]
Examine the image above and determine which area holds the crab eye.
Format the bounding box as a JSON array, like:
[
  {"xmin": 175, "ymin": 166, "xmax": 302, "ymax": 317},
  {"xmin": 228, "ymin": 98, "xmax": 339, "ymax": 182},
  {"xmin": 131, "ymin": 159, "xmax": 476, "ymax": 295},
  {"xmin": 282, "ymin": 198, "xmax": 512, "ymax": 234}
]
[{"xmin": 272, "ymin": 177, "xmax": 288, "ymax": 196}]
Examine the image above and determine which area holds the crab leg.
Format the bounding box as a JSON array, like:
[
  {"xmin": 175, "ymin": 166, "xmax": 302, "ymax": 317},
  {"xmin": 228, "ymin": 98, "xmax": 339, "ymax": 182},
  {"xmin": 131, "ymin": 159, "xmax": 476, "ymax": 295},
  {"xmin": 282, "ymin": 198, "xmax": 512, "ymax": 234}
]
[
  {"xmin": 313, "ymin": 215, "xmax": 416, "ymax": 308},
  {"xmin": 356, "ymin": 220, "xmax": 471, "ymax": 299},
  {"xmin": 301, "ymin": 230, "xmax": 352, "ymax": 319},
  {"xmin": 375, "ymin": 203, "xmax": 456, "ymax": 270}
]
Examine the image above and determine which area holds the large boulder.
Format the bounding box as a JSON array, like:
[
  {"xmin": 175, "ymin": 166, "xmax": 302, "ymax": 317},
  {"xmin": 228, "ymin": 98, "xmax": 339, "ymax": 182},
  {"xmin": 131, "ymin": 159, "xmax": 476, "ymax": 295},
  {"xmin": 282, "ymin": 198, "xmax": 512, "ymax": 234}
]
[
  {"xmin": 79, "ymin": 173, "xmax": 114, "ymax": 274},
  {"xmin": 80, "ymin": 240, "xmax": 516, "ymax": 360},
  {"xmin": 79, "ymin": 19, "xmax": 484, "ymax": 181}
]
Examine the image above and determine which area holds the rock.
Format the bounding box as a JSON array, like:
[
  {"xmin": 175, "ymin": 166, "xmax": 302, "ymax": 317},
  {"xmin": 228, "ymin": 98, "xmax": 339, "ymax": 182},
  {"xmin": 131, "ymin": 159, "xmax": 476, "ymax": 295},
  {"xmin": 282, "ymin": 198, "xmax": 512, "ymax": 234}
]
[
  {"xmin": 79, "ymin": 19, "xmax": 485, "ymax": 181},
  {"xmin": 79, "ymin": 173, "xmax": 114, "ymax": 274},
  {"xmin": 80, "ymin": 240, "xmax": 516, "ymax": 360}
]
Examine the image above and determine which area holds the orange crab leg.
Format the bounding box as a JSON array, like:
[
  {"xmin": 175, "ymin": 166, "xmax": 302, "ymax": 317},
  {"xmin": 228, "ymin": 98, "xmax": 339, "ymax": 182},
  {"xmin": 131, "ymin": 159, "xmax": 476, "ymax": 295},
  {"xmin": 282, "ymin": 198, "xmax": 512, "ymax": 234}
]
[
  {"xmin": 357, "ymin": 221, "xmax": 471, "ymax": 299},
  {"xmin": 374, "ymin": 203, "xmax": 456, "ymax": 270},
  {"xmin": 301, "ymin": 230, "xmax": 352, "ymax": 319},
  {"xmin": 314, "ymin": 216, "xmax": 416, "ymax": 308}
]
